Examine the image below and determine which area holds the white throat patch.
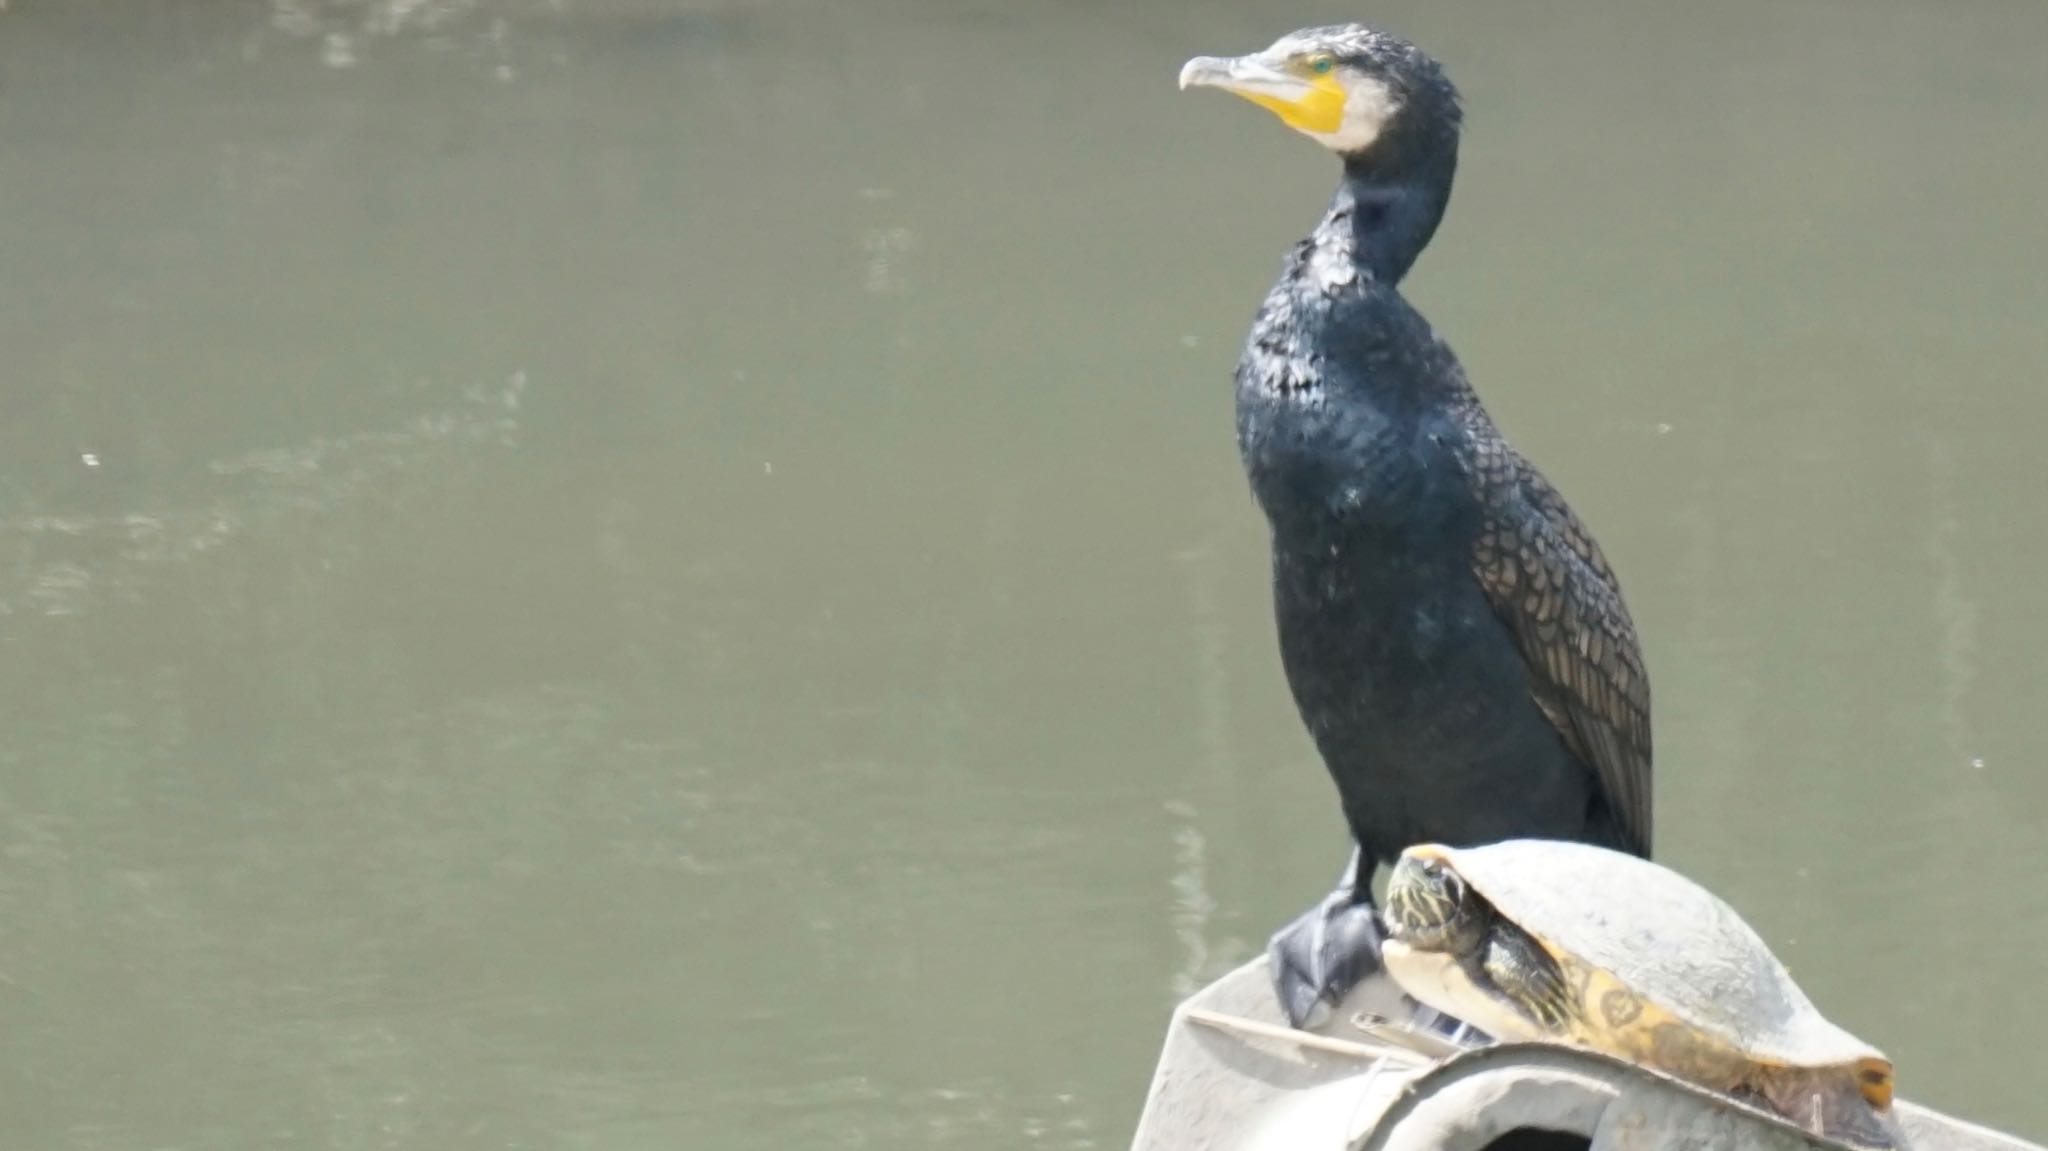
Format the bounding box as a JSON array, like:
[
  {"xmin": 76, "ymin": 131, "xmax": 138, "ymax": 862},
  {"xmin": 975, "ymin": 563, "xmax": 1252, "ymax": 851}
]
[{"xmin": 1303, "ymin": 75, "xmax": 1400, "ymax": 154}]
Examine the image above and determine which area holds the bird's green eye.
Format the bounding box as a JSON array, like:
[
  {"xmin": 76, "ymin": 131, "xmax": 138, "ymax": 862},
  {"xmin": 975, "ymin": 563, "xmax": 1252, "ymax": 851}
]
[{"xmin": 1310, "ymin": 56, "xmax": 1335, "ymax": 74}]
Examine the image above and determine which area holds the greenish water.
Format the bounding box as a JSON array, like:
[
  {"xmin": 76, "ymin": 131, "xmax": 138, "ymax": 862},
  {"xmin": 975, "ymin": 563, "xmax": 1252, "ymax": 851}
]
[{"xmin": 0, "ymin": 0, "xmax": 2044, "ymax": 1147}]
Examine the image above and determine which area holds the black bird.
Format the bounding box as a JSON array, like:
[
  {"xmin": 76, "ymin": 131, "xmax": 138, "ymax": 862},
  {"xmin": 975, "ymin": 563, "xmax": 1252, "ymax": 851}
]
[{"xmin": 1180, "ymin": 26, "xmax": 1653, "ymax": 1028}]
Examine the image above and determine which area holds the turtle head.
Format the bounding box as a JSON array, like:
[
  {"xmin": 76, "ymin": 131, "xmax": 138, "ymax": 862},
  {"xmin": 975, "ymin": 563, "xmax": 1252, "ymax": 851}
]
[{"xmin": 1384, "ymin": 845, "xmax": 1490, "ymax": 958}]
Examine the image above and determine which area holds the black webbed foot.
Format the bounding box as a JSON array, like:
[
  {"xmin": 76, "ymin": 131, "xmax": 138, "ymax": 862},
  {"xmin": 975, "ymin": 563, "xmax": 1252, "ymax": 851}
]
[{"xmin": 1267, "ymin": 881, "xmax": 1385, "ymax": 1030}]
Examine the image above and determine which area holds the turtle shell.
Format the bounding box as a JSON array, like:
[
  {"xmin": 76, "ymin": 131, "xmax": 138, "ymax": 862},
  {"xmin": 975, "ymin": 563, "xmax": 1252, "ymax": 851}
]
[{"xmin": 1433, "ymin": 839, "xmax": 1885, "ymax": 1072}]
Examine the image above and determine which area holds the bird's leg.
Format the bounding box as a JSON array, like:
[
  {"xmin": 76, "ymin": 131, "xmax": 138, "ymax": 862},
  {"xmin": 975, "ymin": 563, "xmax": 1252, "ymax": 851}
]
[
  {"xmin": 1336, "ymin": 843, "xmax": 1369, "ymax": 891},
  {"xmin": 1267, "ymin": 846, "xmax": 1384, "ymax": 1030}
]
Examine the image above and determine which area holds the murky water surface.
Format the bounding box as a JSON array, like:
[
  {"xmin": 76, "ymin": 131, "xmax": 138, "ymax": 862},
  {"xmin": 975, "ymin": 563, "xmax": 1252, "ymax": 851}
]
[{"xmin": 1, "ymin": 1, "xmax": 2044, "ymax": 1146}]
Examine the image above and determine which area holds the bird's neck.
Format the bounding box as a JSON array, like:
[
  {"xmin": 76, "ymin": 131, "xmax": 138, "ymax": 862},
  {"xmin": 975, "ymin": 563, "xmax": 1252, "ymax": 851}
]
[{"xmin": 1320, "ymin": 151, "xmax": 1457, "ymax": 284}]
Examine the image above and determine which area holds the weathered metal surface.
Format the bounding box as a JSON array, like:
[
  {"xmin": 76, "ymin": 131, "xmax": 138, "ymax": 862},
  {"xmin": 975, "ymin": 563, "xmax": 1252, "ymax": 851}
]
[{"xmin": 1131, "ymin": 960, "xmax": 2042, "ymax": 1151}]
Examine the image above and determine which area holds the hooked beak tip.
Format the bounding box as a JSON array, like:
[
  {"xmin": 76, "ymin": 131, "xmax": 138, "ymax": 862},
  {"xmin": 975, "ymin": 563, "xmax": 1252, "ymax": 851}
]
[{"xmin": 1178, "ymin": 56, "xmax": 1230, "ymax": 91}]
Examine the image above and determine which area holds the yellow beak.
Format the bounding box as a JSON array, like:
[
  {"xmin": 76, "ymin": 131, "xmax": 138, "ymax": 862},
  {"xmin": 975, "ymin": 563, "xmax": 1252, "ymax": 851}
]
[{"xmin": 1179, "ymin": 53, "xmax": 1347, "ymax": 135}]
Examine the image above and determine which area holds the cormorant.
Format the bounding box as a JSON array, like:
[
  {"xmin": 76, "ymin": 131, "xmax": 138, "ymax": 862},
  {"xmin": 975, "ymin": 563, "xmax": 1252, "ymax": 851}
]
[{"xmin": 1179, "ymin": 26, "xmax": 1653, "ymax": 1028}]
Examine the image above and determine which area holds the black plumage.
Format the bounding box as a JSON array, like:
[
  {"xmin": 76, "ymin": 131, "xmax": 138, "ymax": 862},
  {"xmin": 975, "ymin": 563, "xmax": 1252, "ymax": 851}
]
[{"xmin": 1183, "ymin": 26, "xmax": 1652, "ymax": 1026}]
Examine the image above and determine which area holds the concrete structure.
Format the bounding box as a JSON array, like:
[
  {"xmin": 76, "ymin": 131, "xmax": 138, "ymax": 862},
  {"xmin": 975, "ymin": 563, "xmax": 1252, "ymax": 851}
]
[{"xmin": 1130, "ymin": 960, "xmax": 2040, "ymax": 1151}]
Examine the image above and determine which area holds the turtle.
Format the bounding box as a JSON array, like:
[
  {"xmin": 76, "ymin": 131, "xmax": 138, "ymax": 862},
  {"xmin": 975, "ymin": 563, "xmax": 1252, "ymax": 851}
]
[{"xmin": 1379, "ymin": 839, "xmax": 1900, "ymax": 1150}]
